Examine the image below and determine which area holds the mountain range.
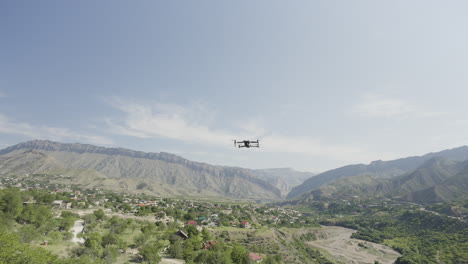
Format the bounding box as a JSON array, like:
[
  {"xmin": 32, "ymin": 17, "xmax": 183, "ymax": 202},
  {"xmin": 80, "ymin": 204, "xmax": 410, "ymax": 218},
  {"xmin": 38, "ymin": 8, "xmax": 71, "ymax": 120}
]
[
  {"xmin": 1, "ymin": 140, "xmax": 467, "ymax": 204},
  {"xmin": 0, "ymin": 140, "xmax": 311, "ymax": 200},
  {"xmin": 293, "ymin": 157, "xmax": 468, "ymax": 204},
  {"xmin": 287, "ymin": 146, "xmax": 468, "ymax": 200}
]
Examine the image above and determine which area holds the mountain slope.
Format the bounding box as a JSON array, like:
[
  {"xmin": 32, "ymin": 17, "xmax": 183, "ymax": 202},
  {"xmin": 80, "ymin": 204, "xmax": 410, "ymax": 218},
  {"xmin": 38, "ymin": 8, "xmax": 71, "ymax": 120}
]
[
  {"xmin": 290, "ymin": 158, "xmax": 468, "ymax": 205},
  {"xmin": 252, "ymin": 168, "xmax": 314, "ymax": 197},
  {"xmin": 0, "ymin": 140, "xmax": 283, "ymax": 200},
  {"xmin": 287, "ymin": 146, "xmax": 468, "ymax": 199},
  {"xmin": 405, "ymin": 163, "xmax": 468, "ymax": 203},
  {"xmin": 390, "ymin": 157, "xmax": 460, "ymax": 195}
]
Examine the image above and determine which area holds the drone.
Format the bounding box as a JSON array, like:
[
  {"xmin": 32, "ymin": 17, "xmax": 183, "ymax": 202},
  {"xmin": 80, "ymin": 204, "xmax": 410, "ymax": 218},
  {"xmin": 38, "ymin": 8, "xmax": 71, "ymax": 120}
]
[{"xmin": 233, "ymin": 139, "xmax": 260, "ymax": 148}]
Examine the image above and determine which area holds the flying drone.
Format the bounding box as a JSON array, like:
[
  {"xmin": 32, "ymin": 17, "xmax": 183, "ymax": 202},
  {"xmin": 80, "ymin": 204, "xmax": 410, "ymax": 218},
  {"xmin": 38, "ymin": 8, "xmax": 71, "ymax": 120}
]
[{"xmin": 233, "ymin": 140, "xmax": 260, "ymax": 148}]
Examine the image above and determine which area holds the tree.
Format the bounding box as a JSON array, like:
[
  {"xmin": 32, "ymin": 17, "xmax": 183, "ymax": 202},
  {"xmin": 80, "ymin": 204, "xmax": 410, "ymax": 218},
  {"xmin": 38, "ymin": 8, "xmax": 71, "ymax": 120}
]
[
  {"xmin": 58, "ymin": 216, "xmax": 76, "ymax": 231},
  {"xmin": 0, "ymin": 232, "xmax": 59, "ymax": 264},
  {"xmin": 48, "ymin": 231, "xmax": 63, "ymax": 243},
  {"xmin": 169, "ymin": 239, "xmax": 183, "ymax": 259},
  {"xmin": 93, "ymin": 209, "xmax": 105, "ymax": 221},
  {"xmin": 230, "ymin": 242, "xmax": 249, "ymax": 264},
  {"xmin": 101, "ymin": 233, "xmax": 118, "ymax": 247},
  {"xmin": 184, "ymin": 212, "xmax": 196, "ymax": 221},
  {"xmin": 134, "ymin": 232, "xmax": 150, "ymax": 248},
  {"xmin": 140, "ymin": 244, "xmax": 162, "ymax": 264},
  {"xmin": 201, "ymin": 228, "xmax": 212, "ymax": 241},
  {"xmin": 264, "ymin": 254, "xmax": 282, "ymax": 264},
  {"xmin": 184, "ymin": 224, "xmax": 199, "ymax": 237},
  {"xmin": 18, "ymin": 225, "xmax": 40, "ymax": 243},
  {"xmin": 83, "ymin": 214, "xmax": 97, "ymax": 225},
  {"xmin": 205, "ymin": 247, "xmax": 233, "ymax": 264},
  {"xmin": 1, "ymin": 188, "xmax": 23, "ymax": 218},
  {"xmin": 84, "ymin": 232, "xmax": 103, "ymax": 257},
  {"xmin": 102, "ymin": 245, "xmax": 118, "ymax": 264},
  {"xmin": 17, "ymin": 204, "xmax": 37, "ymax": 224},
  {"xmin": 35, "ymin": 205, "xmax": 52, "ymax": 228}
]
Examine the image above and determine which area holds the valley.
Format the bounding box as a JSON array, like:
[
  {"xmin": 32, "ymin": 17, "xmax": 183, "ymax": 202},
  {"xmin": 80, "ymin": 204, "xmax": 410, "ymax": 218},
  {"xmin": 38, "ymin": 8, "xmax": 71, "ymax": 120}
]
[{"xmin": 0, "ymin": 140, "xmax": 467, "ymax": 263}]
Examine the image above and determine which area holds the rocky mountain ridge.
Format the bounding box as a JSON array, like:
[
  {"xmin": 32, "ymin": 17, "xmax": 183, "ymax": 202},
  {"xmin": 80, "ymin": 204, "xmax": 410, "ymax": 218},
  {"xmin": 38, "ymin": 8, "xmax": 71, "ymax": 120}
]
[{"xmin": 0, "ymin": 140, "xmax": 309, "ymax": 200}]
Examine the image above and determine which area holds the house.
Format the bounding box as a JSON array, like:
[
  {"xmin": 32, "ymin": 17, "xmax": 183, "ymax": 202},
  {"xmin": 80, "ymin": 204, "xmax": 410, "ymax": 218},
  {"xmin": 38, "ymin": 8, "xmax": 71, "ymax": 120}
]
[
  {"xmin": 185, "ymin": 220, "xmax": 203, "ymax": 231},
  {"xmin": 52, "ymin": 200, "xmax": 64, "ymax": 208},
  {"xmin": 185, "ymin": 220, "xmax": 198, "ymax": 226},
  {"xmin": 175, "ymin": 230, "xmax": 188, "ymax": 240},
  {"xmin": 240, "ymin": 221, "xmax": 251, "ymax": 228},
  {"xmin": 249, "ymin": 252, "xmax": 263, "ymax": 262}
]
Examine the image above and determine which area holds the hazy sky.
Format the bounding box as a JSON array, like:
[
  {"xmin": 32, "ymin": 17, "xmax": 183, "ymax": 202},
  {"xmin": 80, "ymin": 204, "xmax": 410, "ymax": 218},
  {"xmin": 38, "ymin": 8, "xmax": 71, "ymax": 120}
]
[{"xmin": 2, "ymin": 1, "xmax": 468, "ymax": 172}]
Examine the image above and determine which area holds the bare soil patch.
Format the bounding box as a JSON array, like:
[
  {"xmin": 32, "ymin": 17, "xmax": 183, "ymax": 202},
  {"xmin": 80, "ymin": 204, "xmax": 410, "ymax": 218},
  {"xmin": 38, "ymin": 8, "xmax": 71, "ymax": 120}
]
[{"xmin": 308, "ymin": 226, "xmax": 400, "ymax": 264}]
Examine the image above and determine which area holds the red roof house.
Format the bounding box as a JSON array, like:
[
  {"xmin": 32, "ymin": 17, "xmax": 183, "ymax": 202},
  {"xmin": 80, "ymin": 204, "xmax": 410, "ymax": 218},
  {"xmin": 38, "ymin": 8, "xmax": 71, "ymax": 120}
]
[
  {"xmin": 185, "ymin": 220, "xmax": 198, "ymax": 226},
  {"xmin": 249, "ymin": 252, "xmax": 263, "ymax": 262}
]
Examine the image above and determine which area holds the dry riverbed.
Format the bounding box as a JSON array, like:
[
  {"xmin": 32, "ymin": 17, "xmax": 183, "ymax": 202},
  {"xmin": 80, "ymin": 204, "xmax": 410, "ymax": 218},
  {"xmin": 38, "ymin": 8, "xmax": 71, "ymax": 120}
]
[{"xmin": 308, "ymin": 226, "xmax": 400, "ymax": 264}]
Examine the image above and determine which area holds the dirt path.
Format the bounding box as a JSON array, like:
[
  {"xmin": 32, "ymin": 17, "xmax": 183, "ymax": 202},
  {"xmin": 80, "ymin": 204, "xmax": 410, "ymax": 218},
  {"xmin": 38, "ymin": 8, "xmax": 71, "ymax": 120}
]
[
  {"xmin": 308, "ymin": 226, "xmax": 400, "ymax": 264},
  {"xmin": 71, "ymin": 220, "xmax": 85, "ymax": 243},
  {"xmin": 160, "ymin": 257, "xmax": 185, "ymax": 264}
]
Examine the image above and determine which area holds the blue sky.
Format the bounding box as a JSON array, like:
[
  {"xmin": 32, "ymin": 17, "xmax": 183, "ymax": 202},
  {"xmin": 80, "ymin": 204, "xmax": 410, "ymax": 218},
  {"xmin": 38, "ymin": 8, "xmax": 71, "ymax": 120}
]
[{"xmin": 2, "ymin": 1, "xmax": 468, "ymax": 172}]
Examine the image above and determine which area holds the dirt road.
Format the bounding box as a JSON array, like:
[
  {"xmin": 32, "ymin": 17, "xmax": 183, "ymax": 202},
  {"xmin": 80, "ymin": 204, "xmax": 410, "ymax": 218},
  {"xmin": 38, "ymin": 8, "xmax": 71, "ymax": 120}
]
[{"xmin": 308, "ymin": 226, "xmax": 400, "ymax": 264}]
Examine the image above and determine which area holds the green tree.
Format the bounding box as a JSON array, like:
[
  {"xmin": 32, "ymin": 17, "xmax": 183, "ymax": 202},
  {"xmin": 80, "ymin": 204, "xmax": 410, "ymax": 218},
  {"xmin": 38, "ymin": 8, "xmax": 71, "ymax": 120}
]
[
  {"xmin": 58, "ymin": 216, "xmax": 76, "ymax": 231},
  {"xmin": 93, "ymin": 209, "xmax": 106, "ymax": 221},
  {"xmin": 230, "ymin": 242, "xmax": 249, "ymax": 264},
  {"xmin": 102, "ymin": 245, "xmax": 118, "ymax": 264},
  {"xmin": 184, "ymin": 224, "xmax": 199, "ymax": 237},
  {"xmin": 140, "ymin": 244, "xmax": 162, "ymax": 264},
  {"xmin": 169, "ymin": 239, "xmax": 183, "ymax": 259},
  {"xmin": 264, "ymin": 254, "xmax": 282, "ymax": 264},
  {"xmin": 48, "ymin": 231, "xmax": 63, "ymax": 243},
  {"xmin": 18, "ymin": 225, "xmax": 40, "ymax": 243},
  {"xmin": 35, "ymin": 205, "xmax": 52, "ymax": 228},
  {"xmin": 1, "ymin": 188, "xmax": 23, "ymax": 218},
  {"xmin": 0, "ymin": 232, "xmax": 59, "ymax": 264},
  {"xmin": 84, "ymin": 232, "xmax": 103, "ymax": 257},
  {"xmin": 101, "ymin": 233, "xmax": 118, "ymax": 247},
  {"xmin": 17, "ymin": 204, "xmax": 37, "ymax": 224},
  {"xmin": 201, "ymin": 228, "xmax": 212, "ymax": 241}
]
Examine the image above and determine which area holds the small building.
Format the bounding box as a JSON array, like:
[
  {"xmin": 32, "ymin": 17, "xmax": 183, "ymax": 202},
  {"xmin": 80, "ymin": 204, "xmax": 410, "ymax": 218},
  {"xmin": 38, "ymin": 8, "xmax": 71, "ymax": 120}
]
[
  {"xmin": 185, "ymin": 220, "xmax": 198, "ymax": 226},
  {"xmin": 249, "ymin": 252, "xmax": 263, "ymax": 262},
  {"xmin": 52, "ymin": 200, "xmax": 63, "ymax": 208},
  {"xmin": 186, "ymin": 220, "xmax": 203, "ymax": 231},
  {"xmin": 175, "ymin": 230, "xmax": 188, "ymax": 240},
  {"xmin": 240, "ymin": 221, "xmax": 251, "ymax": 228}
]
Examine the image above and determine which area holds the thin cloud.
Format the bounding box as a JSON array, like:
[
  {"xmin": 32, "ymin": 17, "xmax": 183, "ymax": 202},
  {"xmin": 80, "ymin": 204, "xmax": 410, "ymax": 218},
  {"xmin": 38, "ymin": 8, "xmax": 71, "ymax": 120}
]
[
  {"xmin": 0, "ymin": 92, "xmax": 6, "ymax": 98},
  {"xmin": 0, "ymin": 114, "xmax": 113, "ymax": 145},
  {"xmin": 260, "ymin": 135, "xmax": 384, "ymax": 163},
  {"xmin": 351, "ymin": 93, "xmax": 444, "ymax": 118},
  {"xmin": 107, "ymin": 99, "xmax": 384, "ymax": 163},
  {"xmin": 106, "ymin": 100, "xmax": 237, "ymax": 146}
]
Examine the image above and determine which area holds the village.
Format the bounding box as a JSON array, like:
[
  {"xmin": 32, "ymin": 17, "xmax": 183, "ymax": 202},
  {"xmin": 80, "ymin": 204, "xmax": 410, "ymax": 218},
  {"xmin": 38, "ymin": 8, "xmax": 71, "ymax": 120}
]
[{"xmin": 0, "ymin": 174, "xmax": 329, "ymax": 263}]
